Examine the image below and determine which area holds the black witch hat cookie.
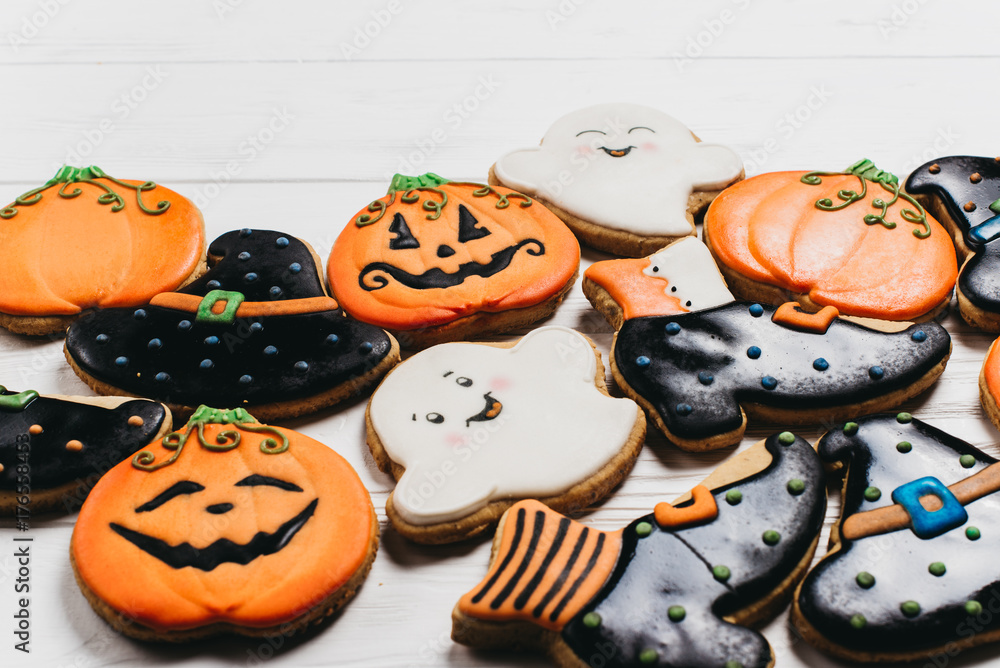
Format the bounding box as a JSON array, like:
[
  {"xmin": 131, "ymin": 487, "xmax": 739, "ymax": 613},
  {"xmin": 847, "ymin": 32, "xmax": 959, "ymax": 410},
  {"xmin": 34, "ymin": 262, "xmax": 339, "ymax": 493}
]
[
  {"xmin": 583, "ymin": 237, "xmax": 952, "ymax": 451},
  {"xmin": 906, "ymin": 156, "xmax": 1000, "ymax": 330},
  {"xmin": 0, "ymin": 386, "xmax": 171, "ymax": 514},
  {"xmin": 794, "ymin": 413, "xmax": 1000, "ymax": 662},
  {"xmin": 64, "ymin": 229, "xmax": 400, "ymax": 420},
  {"xmin": 453, "ymin": 431, "xmax": 826, "ymax": 668}
]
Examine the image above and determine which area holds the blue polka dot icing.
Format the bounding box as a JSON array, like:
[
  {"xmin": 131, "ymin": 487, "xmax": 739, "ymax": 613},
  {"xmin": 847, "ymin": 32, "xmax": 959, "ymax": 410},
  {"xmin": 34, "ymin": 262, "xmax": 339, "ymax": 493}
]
[
  {"xmin": 200, "ymin": 359, "xmax": 214, "ymax": 370},
  {"xmin": 239, "ymin": 374, "xmax": 253, "ymax": 384},
  {"xmin": 177, "ymin": 320, "xmax": 192, "ymax": 332},
  {"xmin": 761, "ymin": 376, "xmax": 778, "ymax": 390},
  {"xmin": 813, "ymin": 358, "xmax": 829, "ymax": 371},
  {"xmin": 359, "ymin": 341, "xmax": 373, "ymax": 353},
  {"xmin": 270, "ymin": 286, "xmax": 283, "ymax": 297},
  {"xmin": 96, "ymin": 334, "xmax": 109, "ymax": 344},
  {"xmin": 207, "ymin": 280, "xmax": 222, "ymax": 289},
  {"xmin": 665, "ymin": 322, "xmax": 681, "ymax": 335},
  {"xmin": 294, "ymin": 361, "xmax": 309, "ymax": 372},
  {"xmin": 288, "ymin": 263, "xmax": 302, "ymax": 274},
  {"xmin": 250, "ymin": 322, "xmax": 263, "ymax": 333},
  {"xmin": 264, "ymin": 346, "xmax": 278, "ymax": 356},
  {"xmin": 676, "ymin": 403, "xmax": 693, "ymax": 416},
  {"xmin": 749, "ymin": 304, "xmax": 764, "ymax": 317},
  {"xmin": 155, "ymin": 372, "xmax": 170, "ymax": 382},
  {"xmin": 636, "ymin": 356, "xmax": 651, "ymax": 368},
  {"xmin": 912, "ymin": 330, "xmax": 927, "ymax": 342},
  {"xmin": 133, "ymin": 309, "xmax": 147, "ymax": 320},
  {"xmin": 148, "ymin": 338, "xmax": 163, "ymax": 351},
  {"xmin": 747, "ymin": 346, "xmax": 761, "ymax": 359},
  {"xmin": 205, "ymin": 336, "xmax": 220, "ymax": 346},
  {"xmin": 326, "ymin": 334, "xmax": 339, "ymax": 345},
  {"xmin": 869, "ymin": 366, "xmax": 884, "ymax": 380},
  {"xmin": 276, "ymin": 237, "xmax": 289, "ymax": 248},
  {"xmin": 698, "ymin": 371, "xmax": 714, "ymax": 385},
  {"xmin": 244, "ymin": 272, "xmax": 258, "ymax": 283},
  {"xmin": 115, "ymin": 356, "xmax": 128, "ymax": 367},
  {"xmin": 238, "ymin": 251, "xmax": 251, "ymax": 261}
]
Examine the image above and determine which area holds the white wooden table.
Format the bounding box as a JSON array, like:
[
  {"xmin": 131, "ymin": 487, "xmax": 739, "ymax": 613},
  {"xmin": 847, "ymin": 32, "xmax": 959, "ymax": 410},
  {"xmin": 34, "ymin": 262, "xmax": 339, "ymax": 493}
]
[{"xmin": 2, "ymin": 1, "xmax": 999, "ymax": 665}]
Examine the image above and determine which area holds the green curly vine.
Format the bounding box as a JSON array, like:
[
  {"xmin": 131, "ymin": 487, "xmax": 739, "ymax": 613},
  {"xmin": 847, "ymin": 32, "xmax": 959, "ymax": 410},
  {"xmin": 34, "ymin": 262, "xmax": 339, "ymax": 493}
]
[
  {"xmin": 1, "ymin": 165, "xmax": 171, "ymax": 220},
  {"xmin": 800, "ymin": 158, "xmax": 930, "ymax": 239},
  {"xmin": 131, "ymin": 405, "xmax": 288, "ymax": 472},
  {"xmin": 355, "ymin": 173, "xmax": 532, "ymax": 227}
]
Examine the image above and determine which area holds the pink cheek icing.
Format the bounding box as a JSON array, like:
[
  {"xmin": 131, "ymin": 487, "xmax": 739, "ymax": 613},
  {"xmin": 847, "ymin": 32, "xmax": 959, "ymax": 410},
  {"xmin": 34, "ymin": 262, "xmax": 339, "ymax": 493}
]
[{"xmin": 490, "ymin": 377, "xmax": 512, "ymax": 391}]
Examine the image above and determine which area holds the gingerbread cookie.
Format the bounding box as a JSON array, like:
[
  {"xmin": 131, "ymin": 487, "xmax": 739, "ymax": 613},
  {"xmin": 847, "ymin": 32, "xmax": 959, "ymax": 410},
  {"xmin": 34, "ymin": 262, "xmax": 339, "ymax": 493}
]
[
  {"xmin": 584, "ymin": 237, "xmax": 951, "ymax": 451},
  {"xmin": 794, "ymin": 413, "xmax": 1000, "ymax": 662},
  {"xmin": 0, "ymin": 387, "xmax": 170, "ymax": 514},
  {"xmin": 905, "ymin": 156, "xmax": 1000, "ymax": 330},
  {"xmin": 328, "ymin": 174, "xmax": 580, "ymax": 349},
  {"xmin": 65, "ymin": 229, "xmax": 399, "ymax": 421},
  {"xmin": 71, "ymin": 406, "xmax": 379, "ymax": 641},
  {"xmin": 366, "ymin": 326, "xmax": 645, "ymax": 543},
  {"xmin": 490, "ymin": 103, "xmax": 744, "ymax": 257},
  {"xmin": 453, "ymin": 431, "xmax": 826, "ymax": 668},
  {"xmin": 704, "ymin": 158, "xmax": 957, "ymax": 322},
  {"xmin": 0, "ymin": 165, "xmax": 205, "ymax": 335}
]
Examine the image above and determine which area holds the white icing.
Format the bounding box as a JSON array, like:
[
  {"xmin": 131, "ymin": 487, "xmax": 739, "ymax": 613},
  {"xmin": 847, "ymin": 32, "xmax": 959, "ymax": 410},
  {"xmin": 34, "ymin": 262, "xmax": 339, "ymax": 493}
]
[
  {"xmin": 643, "ymin": 237, "xmax": 734, "ymax": 312},
  {"xmin": 495, "ymin": 103, "xmax": 743, "ymax": 236},
  {"xmin": 369, "ymin": 326, "xmax": 639, "ymax": 526}
]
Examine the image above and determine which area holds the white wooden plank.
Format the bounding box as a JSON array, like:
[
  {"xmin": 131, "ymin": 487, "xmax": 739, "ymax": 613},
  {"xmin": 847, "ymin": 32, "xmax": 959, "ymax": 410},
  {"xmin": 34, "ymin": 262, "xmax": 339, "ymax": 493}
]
[
  {"xmin": 0, "ymin": 0, "xmax": 996, "ymax": 64},
  {"xmin": 0, "ymin": 57, "xmax": 996, "ymax": 185}
]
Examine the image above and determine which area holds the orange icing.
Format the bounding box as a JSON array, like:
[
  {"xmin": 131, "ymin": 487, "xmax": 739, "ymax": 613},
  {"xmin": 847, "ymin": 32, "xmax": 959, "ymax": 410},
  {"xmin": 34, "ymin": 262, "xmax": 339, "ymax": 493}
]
[
  {"xmin": 150, "ymin": 293, "xmax": 339, "ymax": 317},
  {"xmin": 986, "ymin": 338, "xmax": 1000, "ymax": 405},
  {"xmin": 654, "ymin": 485, "xmax": 718, "ymax": 528},
  {"xmin": 704, "ymin": 171, "xmax": 957, "ymax": 320},
  {"xmin": 71, "ymin": 420, "xmax": 374, "ymax": 632},
  {"xmin": 771, "ymin": 302, "xmax": 840, "ymax": 334},
  {"xmin": 0, "ymin": 178, "xmax": 204, "ymax": 317},
  {"xmin": 328, "ymin": 182, "xmax": 580, "ymax": 330},
  {"xmin": 584, "ymin": 257, "xmax": 686, "ymax": 319},
  {"xmin": 457, "ymin": 499, "xmax": 621, "ymax": 631}
]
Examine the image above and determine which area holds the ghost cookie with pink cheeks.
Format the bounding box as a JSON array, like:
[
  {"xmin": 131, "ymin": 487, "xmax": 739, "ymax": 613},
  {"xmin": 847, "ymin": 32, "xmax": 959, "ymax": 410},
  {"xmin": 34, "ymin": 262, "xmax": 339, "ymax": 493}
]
[
  {"xmin": 365, "ymin": 326, "xmax": 646, "ymax": 544},
  {"xmin": 491, "ymin": 103, "xmax": 744, "ymax": 256}
]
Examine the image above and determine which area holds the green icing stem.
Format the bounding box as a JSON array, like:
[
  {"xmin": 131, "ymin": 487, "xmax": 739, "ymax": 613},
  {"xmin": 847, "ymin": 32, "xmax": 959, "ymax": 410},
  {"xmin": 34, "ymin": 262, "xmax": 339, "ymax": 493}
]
[
  {"xmin": 799, "ymin": 158, "xmax": 931, "ymax": 239},
  {"xmin": 0, "ymin": 386, "xmax": 39, "ymax": 412},
  {"xmin": 1, "ymin": 165, "xmax": 170, "ymax": 219},
  {"xmin": 355, "ymin": 174, "xmax": 532, "ymax": 227},
  {"xmin": 131, "ymin": 405, "xmax": 288, "ymax": 472}
]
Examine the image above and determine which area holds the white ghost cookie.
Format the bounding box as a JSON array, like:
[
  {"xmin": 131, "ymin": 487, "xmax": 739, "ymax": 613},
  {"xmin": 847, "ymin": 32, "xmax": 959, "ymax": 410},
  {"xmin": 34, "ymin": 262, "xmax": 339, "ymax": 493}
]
[
  {"xmin": 365, "ymin": 326, "xmax": 646, "ymax": 544},
  {"xmin": 491, "ymin": 103, "xmax": 744, "ymax": 257}
]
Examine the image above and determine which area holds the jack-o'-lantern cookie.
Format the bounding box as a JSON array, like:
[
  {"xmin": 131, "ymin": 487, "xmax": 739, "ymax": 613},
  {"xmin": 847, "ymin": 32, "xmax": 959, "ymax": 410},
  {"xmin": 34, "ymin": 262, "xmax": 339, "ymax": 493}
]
[
  {"xmin": 704, "ymin": 159, "xmax": 957, "ymax": 322},
  {"xmin": 906, "ymin": 156, "xmax": 1000, "ymax": 330},
  {"xmin": 794, "ymin": 413, "xmax": 1000, "ymax": 662},
  {"xmin": 0, "ymin": 165, "xmax": 205, "ymax": 335},
  {"xmin": 366, "ymin": 326, "xmax": 645, "ymax": 543},
  {"xmin": 490, "ymin": 103, "xmax": 744, "ymax": 257},
  {"xmin": 65, "ymin": 229, "xmax": 399, "ymax": 420},
  {"xmin": 0, "ymin": 387, "xmax": 170, "ymax": 514},
  {"xmin": 584, "ymin": 237, "xmax": 951, "ymax": 451},
  {"xmin": 329, "ymin": 174, "xmax": 580, "ymax": 349},
  {"xmin": 453, "ymin": 431, "xmax": 826, "ymax": 668},
  {"xmin": 71, "ymin": 406, "xmax": 379, "ymax": 641}
]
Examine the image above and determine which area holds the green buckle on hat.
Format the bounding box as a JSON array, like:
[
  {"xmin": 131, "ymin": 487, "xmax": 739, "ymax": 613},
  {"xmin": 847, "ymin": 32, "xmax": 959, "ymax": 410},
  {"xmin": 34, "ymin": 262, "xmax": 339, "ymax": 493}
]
[
  {"xmin": 196, "ymin": 290, "xmax": 245, "ymax": 324},
  {"xmin": 0, "ymin": 386, "xmax": 39, "ymax": 412}
]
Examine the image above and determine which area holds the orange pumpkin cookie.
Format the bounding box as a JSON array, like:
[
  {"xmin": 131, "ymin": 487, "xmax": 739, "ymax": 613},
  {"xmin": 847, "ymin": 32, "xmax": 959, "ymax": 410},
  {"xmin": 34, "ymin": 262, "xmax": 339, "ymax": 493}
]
[
  {"xmin": 328, "ymin": 173, "xmax": 580, "ymax": 348},
  {"xmin": 0, "ymin": 165, "xmax": 206, "ymax": 336},
  {"xmin": 71, "ymin": 406, "xmax": 378, "ymax": 641},
  {"xmin": 704, "ymin": 159, "xmax": 957, "ymax": 322}
]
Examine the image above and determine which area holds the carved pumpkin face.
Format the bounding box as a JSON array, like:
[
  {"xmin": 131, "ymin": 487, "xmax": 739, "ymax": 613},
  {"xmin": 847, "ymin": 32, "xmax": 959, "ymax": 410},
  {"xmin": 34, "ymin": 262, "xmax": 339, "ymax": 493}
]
[
  {"xmin": 704, "ymin": 160, "xmax": 957, "ymax": 320},
  {"xmin": 0, "ymin": 166, "xmax": 204, "ymax": 318},
  {"xmin": 328, "ymin": 173, "xmax": 579, "ymax": 331},
  {"xmin": 71, "ymin": 408, "xmax": 375, "ymax": 634}
]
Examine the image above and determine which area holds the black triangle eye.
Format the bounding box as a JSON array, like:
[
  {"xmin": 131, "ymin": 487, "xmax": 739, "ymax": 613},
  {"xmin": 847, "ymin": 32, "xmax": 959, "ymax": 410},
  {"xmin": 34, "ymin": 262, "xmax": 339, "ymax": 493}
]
[
  {"xmin": 457, "ymin": 205, "xmax": 491, "ymax": 243},
  {"xmin": 388, "ymin": 212, "xmax": 420, "ymax": 250}
]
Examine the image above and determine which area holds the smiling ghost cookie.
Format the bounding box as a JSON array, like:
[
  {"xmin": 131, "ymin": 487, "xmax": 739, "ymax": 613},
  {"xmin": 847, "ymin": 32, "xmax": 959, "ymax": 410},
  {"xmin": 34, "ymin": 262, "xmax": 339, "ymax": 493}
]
[
  {"xmin": 453, "ymin": 430, "xmax": 826, "ymax": 668},
  {"xmin": 366, "ymin": 326, "xmax": 645, "ymax": 543},
  {"xmin": 71, "ymin": 406, "xmax": 378, "ymax": 641},
  {"xmin": 583, "ymin": 237, "xmax": 952, "ymax": 451},
  {"xmin": 0, "ymin": 165, "xmax": 205, "ymax": 335},
  {"xmin": 490, "ymin": 103, "xmax": 744, "ymax": 257},
  {"xmin": 704, "ymin": 159, "xmax": 957, "ymax": 322},
  {"xmin": 328, "ymin": 174, "xmax": 580, "ymax": 349},
  {"xmin": 794, "ymin": 413, "xmax": 1000, "ymax": 662}
]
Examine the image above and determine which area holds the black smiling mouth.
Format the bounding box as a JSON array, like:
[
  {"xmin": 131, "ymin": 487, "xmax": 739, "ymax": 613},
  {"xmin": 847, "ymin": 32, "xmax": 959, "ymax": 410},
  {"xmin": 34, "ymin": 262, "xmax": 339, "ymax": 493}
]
[
  {"xmin": 109, "ymin": 498, "xmax": 318, "ymax": 571},
  {"xmin": 358, "ymin": 239, "xmax": 544, "ymax": 291},
  {"xmin": 466, "ymin": 392, "xmax": 503, "ymax": 427},
  {"xmin": 600, "ymin": 146, "xmax": 635, "ymax": 158}
]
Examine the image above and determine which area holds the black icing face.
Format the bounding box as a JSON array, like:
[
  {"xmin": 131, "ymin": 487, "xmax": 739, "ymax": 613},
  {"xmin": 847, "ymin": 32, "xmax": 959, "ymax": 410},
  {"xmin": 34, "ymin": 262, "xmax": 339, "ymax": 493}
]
[
  {"xmin": 576, "ymin": 126, "xmax": 654, "ymax": 159},
  {"xmin": 110, "ymin": 474, "xmax": 317, "ymax": 572},
  {"xmin": 797, "ymin": 414, "xmax": 1000, "ymax": 658},
  {"xmin": 359, "ymin": 206, "xmax": 545, "ymax": 291},
  {"xmin": 412, "ymin": 371, "xmax": 503, "ymax": 428},
  {"xmin": 560, "ymin": 432, "xmax": 826, "ymax": 668}
]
